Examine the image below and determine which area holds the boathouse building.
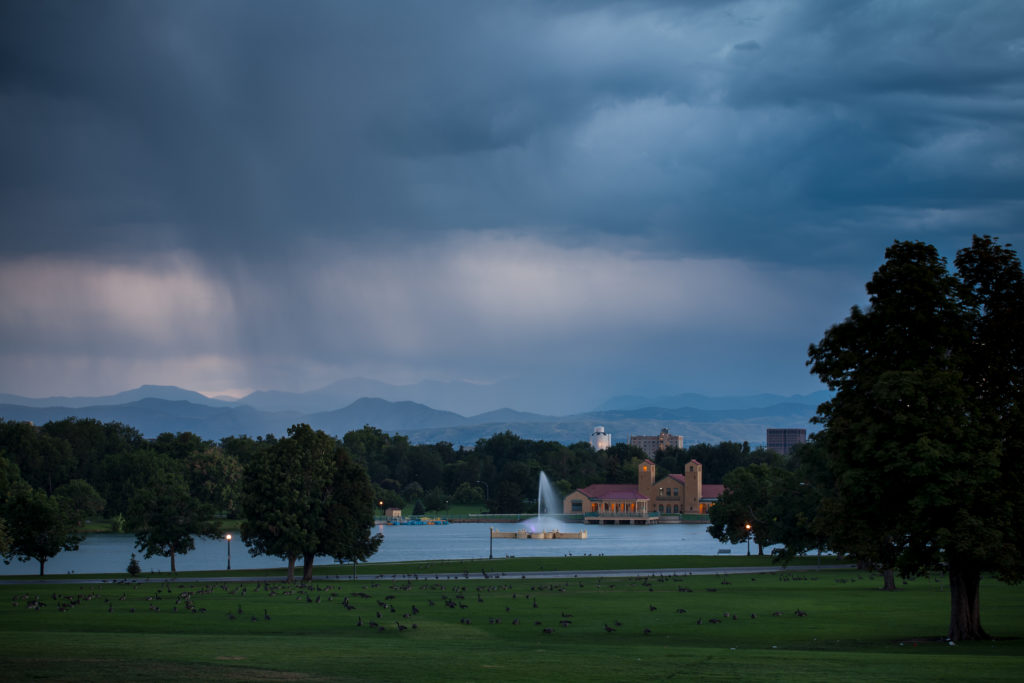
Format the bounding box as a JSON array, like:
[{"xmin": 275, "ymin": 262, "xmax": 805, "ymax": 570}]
[{"xmin": 562, "ymin": 458, "xmax": 722, "ymax": 524}]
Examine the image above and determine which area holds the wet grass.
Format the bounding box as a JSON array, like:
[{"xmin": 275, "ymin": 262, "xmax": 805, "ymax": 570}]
[{"xmin": 2, "ymin": 568, "xmax": 1022, "ymax": 681}]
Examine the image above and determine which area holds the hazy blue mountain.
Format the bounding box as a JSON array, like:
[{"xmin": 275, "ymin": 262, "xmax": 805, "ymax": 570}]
[
  {"xmin": 0, "ymin": 399, "xmax": 300, "ymax": 440},
  {"xmin": 239, "ymin": 379, "xmax": 832, "ymax": 416},
  {"xmin": 0, "ymin": 388, "xmax": 820, "ymax": 446},
  {"xmin": 0, "ymin": 384, "xmax": 234, "ymax": 409},
  {"xmin": 239, "ymin": 377, "xmax": 402, "ymax": 413},
  {"xmin": 306, "ymin": 398, "xmax": 468, "ymax": 434},
  {"xmin": 595, "ymin": 390, "xmax": 831, "ymax": 412},
  {"xmin": 388, "ymin": 400, "xmax": 818, "ymax": 447},
  {"xmin": 583, "ymin": 402, "xmax": 816, "ymax": 424},
  {"xmin": 466, "ymin": 408, "xmax": 557, "ymax": 424},
  {"xmin": 236, "ymin": 376, "xmax": 597, "ymax": 415}
]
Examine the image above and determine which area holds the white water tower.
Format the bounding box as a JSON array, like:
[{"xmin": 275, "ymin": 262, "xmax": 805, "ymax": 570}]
[{"xmin": 590, "ymin": 426, "xmax": 611, "ymax": 451}]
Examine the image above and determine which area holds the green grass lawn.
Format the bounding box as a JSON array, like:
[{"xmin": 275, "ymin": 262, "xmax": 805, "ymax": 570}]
[{"xmin": 2, "ymin": 567, "xmax": 1022, "ymax": 681}]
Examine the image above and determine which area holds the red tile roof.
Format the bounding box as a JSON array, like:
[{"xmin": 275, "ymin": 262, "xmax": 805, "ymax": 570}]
[
  {"xmin": 576, "ymin": 484, "xmax": 646, "ymax": 500},
  {"xmin": 667, "ymin": 473, "xmax": 686, "ymax": 485},
  {"xmin": 700, "ymin": 484, "xmax": 725, "ymax": 500}
]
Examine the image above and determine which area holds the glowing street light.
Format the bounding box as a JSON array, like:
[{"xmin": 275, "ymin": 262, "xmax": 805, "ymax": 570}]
[
  {"xmin": 744, "ymin": 523, "xmax": 752, "ymax": 556},
  {"xmin": 225, "ymin": 534, "xmax": 232, "ymax": 570}
]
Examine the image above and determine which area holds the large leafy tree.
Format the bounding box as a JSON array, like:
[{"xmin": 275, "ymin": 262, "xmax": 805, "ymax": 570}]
[
  {"xmin": 807, "ymin": 237, "xmax": 1023, "ymax": 641},
  {"xmin": 126, "ymin": 466, "xmax": 219, "ymax": 573},
  {"xmin": 243, "ymin": 424, "xmax": 381, "ymax": 582},
  {"xmin": 321, "ymin": 449, "xmax": 384, "ymax": 568},
  {"xmin": 946, "ymin": 235, "xmax": 1024, "ymax": 638},
  {"xmin": 2, "ymin": 484, "xmax": 83, "ymax": 575},
  {"xmin": 706, "ymin": 454, "xmax": 825, "ymax": 560},
  {"xmin": 707, "ymin": 464, "xmax": 774, "ymax": 555},
  {"xmin": 766, "ymin": 441, "xmax": 832, "ymax": 565}
]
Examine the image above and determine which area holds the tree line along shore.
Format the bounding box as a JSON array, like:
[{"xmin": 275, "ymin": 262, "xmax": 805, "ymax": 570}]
[{"xmin": 0, "ymin": 415, "xmax": 781, "ymax": 578}]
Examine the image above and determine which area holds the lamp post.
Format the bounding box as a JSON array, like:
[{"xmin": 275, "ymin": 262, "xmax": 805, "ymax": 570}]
[
  {"xmin": 225, "ymin": 534, "xmax": 232, "ymax": 570},
  {"xmin": 475, "ymin": 480, "xmax": 490, "ymax": 506},
  {"xmin": 489, "ymin": 526, "xmax": 493, "ymax": 560},
  {"xmin": 378, "ymin": 500, "xmax": 384, "ymax": 521},
  {"xmin": 744, "ymin": 523, "xmax": 752, "ymax": 556}
]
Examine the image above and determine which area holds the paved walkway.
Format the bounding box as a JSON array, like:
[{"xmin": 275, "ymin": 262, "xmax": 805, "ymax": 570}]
[{"xmin": 0, "ymin": 564, "xmax": 853, "ymax": 585}]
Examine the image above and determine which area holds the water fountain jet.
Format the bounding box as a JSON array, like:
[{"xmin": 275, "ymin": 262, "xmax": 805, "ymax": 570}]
[{"xmin": 491, "ymin": 471, "xmax": 586, "ymax": 540}]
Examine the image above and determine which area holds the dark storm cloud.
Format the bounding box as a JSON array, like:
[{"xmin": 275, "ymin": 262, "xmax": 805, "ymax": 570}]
[
  {"xmin": 3, "ymin": 1, "xmax": 1022, "ymax": 266},
  {"xmin": 1, "ymin": 1, "xmax": 1022, "ymax": 400}
]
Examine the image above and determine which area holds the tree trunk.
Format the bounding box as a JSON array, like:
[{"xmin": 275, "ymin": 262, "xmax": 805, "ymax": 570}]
[
  {"xmin": 170, "ymin": 551, "xmax": 177, "ymax": 574},
  {"xmin": 286, "ymin": 555, "xmax": 296, "ymax": 582},
  {"xmin": 38, "ymin": 558, "xmax": 45, "ymax": 577},
  {"xmin": 302, "ymin": 551, "xmax": 315, "ymax": 583},
  {"xmin": 758, "ymin": 544, "xmax": 764, "ymax": 556},
  {"xmin": 881, "ymin": 568, "xmax": 896, "ymax": 591},
  {"xmin": 948, "ymin": 560, "xmax": 988, "ymax": 641}
]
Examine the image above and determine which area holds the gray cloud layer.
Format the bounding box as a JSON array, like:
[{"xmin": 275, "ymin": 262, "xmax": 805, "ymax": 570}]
[{"xmin": 1, "ymin": 1, "xmax": 1022, "ymax": 406}]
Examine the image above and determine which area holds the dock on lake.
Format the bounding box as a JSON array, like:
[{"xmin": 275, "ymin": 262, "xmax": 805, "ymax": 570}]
[{"xmin": 490, "ymin": 528, "xmax": 587, "ymax": 540}]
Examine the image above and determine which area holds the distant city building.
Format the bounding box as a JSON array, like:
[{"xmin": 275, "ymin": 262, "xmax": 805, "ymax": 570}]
[
  {"xmin": 629, "ymin": 428, "xmax": 684, "ymax": 458},
  {"xmin": 590, "ymin": 426, "xmax": 611, "ymax": 451},
  {"xmin": 766, "ymin": 428, "xmax": 807, "ymax": 455}
]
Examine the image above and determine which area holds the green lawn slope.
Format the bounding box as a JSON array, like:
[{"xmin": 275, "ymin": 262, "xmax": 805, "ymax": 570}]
[{"xmin": 2, "ymin": 567, "xmax": 1021, "ymax": 681}]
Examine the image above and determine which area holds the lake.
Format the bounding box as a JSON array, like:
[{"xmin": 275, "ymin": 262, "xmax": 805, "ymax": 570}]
[{"xmin": 1, "ymin": 518, "xmax": 749, "ymax": 576}]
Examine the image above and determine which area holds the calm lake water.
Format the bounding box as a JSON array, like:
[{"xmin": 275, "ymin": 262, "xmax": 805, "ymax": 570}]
[{"xmin": 1, "ymin": 518, "xmax": 748, "ymax": 576}]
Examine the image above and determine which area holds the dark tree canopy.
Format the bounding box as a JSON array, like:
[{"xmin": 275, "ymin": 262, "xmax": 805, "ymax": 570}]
[
  {"xmin": 807, "ymin": 236, "xmax": 1024, "ymax": 641},
  {"xmin": 707, "ymin": 464, "xmax": 773, "ymax": 555},
  {"xmin": 126, "ymin": 465, "xmax": 219, "ymax": 573},
  {"xmin": 2, "ymin": 484, "xmax": 83, "ymax": 576},
  {"xmin": 242, "ymin": 424, "xmax": 381, "ymax": 582},
  {"xmin": 53, "ymin": 479, "xmax": 106, "ymax": 522}
]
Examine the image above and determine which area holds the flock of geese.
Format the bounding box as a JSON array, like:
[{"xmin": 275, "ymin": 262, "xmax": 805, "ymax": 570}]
[{"xmin": 11, "ymin": 572, "xmax": 818, "ymax": 638}]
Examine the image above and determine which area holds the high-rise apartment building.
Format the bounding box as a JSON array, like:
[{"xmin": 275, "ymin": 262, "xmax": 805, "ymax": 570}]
[
  {"xmin": 629, "ymin": 428, "xmax": 684, "ymax": 458},
  {"xmin": 766, "ymin": 428, "xmax": 807, "ymax": 455}
]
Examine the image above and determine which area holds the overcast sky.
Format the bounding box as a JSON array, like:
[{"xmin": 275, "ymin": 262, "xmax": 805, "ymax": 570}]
[{"xmin": 1, "ymin": 1, "xmax": 1022, "ymax": 410}]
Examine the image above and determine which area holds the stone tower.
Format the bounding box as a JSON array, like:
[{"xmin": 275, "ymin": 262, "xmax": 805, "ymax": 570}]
[
  {"xmin": 638, "ymin": 459, "xmax": 657, "ymax": 500},
  {"xmin": 684, "ymin": 460, "xmax": 703, "ymax": 513}
]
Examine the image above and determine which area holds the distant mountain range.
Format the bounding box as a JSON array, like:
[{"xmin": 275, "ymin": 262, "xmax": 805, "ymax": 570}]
[
  {"xmin": 0, "ymin": 384, "xmax": 232, "ymax": 409},
  {"xmin": 0, "ymin": 383, "xmax": 826, "ymax": 447},
  {"xmin": 596, "ymin": 391, "xmax": 832, "ymax": 412}
]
